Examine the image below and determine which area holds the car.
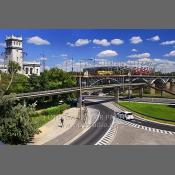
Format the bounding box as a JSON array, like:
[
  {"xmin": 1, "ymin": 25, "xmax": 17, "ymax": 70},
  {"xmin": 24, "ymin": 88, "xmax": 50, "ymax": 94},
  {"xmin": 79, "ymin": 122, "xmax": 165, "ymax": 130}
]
[
  {"xmin": 115, "ymin": 111, "xmax": 134, "ymax": 120},
  {"xmin": 58, "ymin": 100, "xmax": 64, "ymax": 105}
]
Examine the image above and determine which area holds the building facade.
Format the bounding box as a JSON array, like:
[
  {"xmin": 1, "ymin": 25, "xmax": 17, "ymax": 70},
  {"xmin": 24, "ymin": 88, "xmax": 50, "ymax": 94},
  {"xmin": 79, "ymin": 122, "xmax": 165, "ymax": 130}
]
[{"xmin": 0, "ymin": 35, "xmax": 41, "ymax": 76}]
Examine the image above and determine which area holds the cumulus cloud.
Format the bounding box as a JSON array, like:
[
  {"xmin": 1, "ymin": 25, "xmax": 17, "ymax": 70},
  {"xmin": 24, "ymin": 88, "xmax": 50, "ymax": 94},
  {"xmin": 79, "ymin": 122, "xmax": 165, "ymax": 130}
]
[
  {"xmin": 97, "ymin": 50, "xmax": 118, "ymax": 58},
  {"xmin": 130, "ymin": 36, "xmax": 143, "ymax": 44},
  {"xmin": 147, "ymin": 35, "xmax": 160, "ymax": 42},
  {"xmin": 27, "ymin": 36, "xmax": 50, "ymax": 45},
  {"xmin": 164, "ymin": 50, "xmax": 175, "ymax": 57},
  {"xmin": 67, "ymin": 39, "xmax": 91, "ymax": 47},
  {"xmin": 0, "ymin": 42, "xmax": 6, "ymax": 47},
  {"xmin": 131, "ymin": 49, "xmax": 138, "ymax": 52},
  {"xmin": 128, "ymin": 52, "xmax": 150, "ymax": 58},
  {"xmin": 161, "ymin": 40, "xmax": 175, "ymax": 45},
  {"xmin": 111, "ymin": 39, "xmax": 124, "ymax": 45},
  {"xmin": 93, "ymin": 39, "xmax": 110, "ymax": 46}
]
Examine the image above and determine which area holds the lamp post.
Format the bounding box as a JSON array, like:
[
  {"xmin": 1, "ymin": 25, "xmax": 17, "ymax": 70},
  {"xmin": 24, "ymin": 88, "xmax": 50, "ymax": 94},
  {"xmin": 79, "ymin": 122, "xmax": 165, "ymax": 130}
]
[
  {"xmin": 79, "ymin": 58, "xmax": 93, "ymax": 120},
  {"xmin": 128, "ymin": 70, "xmax": 131, "ymax": 102}
]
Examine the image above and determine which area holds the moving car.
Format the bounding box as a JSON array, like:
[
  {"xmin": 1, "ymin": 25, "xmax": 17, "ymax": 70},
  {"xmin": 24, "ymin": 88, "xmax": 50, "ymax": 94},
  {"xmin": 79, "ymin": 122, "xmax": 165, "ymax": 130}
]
[{"xmin": 115, "ymin": 111, "xmax": 134, "ymax": 120}]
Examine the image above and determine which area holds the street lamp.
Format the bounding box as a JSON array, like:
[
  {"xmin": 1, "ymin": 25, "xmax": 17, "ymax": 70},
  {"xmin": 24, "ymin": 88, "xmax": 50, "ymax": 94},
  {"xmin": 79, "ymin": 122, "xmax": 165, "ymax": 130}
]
[
  {"xmin": 79, "ymin": 58, "xmax": 93, "ymax": 120},
  {"xmin": 128, "ymin": 70, "xmax": 131, "ymax": 102}
]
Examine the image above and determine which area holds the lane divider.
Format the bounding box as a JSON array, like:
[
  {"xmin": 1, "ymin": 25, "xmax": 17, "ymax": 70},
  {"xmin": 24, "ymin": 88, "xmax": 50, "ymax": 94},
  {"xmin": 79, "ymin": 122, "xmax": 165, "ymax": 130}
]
[{"xmin": 95, "ymin": 116, "xmax": 117, "ymax": 145}]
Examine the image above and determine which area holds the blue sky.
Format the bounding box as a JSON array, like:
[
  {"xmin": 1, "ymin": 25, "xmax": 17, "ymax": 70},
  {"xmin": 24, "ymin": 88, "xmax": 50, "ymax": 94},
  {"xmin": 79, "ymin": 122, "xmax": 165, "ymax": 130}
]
[{"xmin": 0, "ymin": 29, "xmax": 175, "ymax": 72}]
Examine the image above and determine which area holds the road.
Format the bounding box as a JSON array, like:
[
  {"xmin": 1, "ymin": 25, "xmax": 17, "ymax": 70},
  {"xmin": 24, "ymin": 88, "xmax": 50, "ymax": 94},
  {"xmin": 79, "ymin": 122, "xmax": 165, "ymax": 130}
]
[
  {"xmin": 71, "ymin": 102, "xmax": 113, "ymax": 145},
  {"xmin": 71, "ymin": 99, "xmax": 175, "ymax": 145}
]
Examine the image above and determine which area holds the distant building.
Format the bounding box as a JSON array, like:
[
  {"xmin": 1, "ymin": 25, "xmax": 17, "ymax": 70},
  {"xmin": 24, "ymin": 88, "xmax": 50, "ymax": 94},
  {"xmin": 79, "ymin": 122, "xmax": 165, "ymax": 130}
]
[{"xmin": 0, "ymin": 35, "xmax": 41, "ymax": 76}]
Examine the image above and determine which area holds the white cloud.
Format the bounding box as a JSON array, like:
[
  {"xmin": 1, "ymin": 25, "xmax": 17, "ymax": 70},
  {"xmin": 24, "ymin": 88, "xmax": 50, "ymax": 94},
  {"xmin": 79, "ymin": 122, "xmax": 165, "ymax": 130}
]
[
  {"xmin": 0, "ymin": 42, "xmax": 6, "ymax": 47},
  {"xmin": 147, "ymin": 35, "xmax": 160, "ymax": 42},
  {"xmin": 130, "ymin": 36, "xmax": 143, "ymax": 44},
  {"xmin": 93, "ymin": 39, "xmax": 110, "ymax": 46},
  {"xmin": 164, "ymin": 50, "xmax": 175, "ymax": 57},
  {"xmin": 27, "ymin": 36, "xmax": 50, "ymax": 45},
  {"xmin": 161, "ymin": 40, "xmax": 175, "ymax": 45},
  {"xmin": 67, "ymin": 39, "xmax": 91, "ymax": 47},
  {"xmin": 111, "ymin": 39, "xmax": 124, "ymax": 45},
  {"xmin": 97, "ymin": 50, "xmax": 118, "ymax": 58},
  {"xmin": 60, "ymin": 54, "xmax": 68, "ymax": 57},
  {"xmin": 128, "ymin": 52, "xmax": 150, "ymax": 58},
  {"xmin": 131, "ymin": 49, "xmax": 138, "ymax": 52}
]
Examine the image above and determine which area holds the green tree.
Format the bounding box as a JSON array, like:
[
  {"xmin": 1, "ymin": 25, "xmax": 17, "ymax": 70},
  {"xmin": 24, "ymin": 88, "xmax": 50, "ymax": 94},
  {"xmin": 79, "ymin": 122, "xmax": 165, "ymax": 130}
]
[{"xmin": 0, "ymin": 93, "xmax": 39, "ymax": 145}]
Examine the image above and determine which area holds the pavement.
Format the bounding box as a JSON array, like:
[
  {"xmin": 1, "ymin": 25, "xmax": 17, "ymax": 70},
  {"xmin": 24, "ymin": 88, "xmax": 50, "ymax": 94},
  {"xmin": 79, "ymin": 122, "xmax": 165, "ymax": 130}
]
[{"xmin": 29, "ymin": 107, "xmax": 79, "ymax": 145}]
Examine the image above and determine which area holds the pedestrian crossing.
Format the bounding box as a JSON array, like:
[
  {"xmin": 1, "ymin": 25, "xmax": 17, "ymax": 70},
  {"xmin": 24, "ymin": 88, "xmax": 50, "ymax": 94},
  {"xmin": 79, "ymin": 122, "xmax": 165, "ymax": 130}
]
[
  {"xmin": 95, "ymin": 118, "xmax": 117, "ymax": 145},
  {"xmin": 115, "ymin": 118, "xmax": 175, "ymax": 135}
]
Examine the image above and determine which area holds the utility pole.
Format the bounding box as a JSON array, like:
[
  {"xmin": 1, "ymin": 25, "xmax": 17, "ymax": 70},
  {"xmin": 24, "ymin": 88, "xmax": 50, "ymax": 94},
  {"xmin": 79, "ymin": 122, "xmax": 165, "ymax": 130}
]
[{"xmin": 72, "ymin": 57, "xmax": 74, "ymax": 72}]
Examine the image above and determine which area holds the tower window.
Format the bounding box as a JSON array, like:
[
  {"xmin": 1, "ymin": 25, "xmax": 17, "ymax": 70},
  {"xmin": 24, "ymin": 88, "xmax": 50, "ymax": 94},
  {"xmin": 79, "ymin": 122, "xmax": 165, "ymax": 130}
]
[
  {"xmin": 30, "ymin": 68, "xmax": 33, "ymax": 74},
  {"xmin": 26, "ymin": 68, "xmax": 29, "ymax": 74}
]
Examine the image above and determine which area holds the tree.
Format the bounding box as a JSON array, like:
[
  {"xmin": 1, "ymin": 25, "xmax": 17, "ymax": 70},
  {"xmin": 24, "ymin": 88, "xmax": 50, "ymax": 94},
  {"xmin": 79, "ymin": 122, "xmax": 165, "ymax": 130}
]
[
  {"xmin": 0, "ymin": 93, "xmax": 39, "ymax": 145},
  {"xmin": 5, "ymin": 61, "xmax": 21, "ymax": 93}
]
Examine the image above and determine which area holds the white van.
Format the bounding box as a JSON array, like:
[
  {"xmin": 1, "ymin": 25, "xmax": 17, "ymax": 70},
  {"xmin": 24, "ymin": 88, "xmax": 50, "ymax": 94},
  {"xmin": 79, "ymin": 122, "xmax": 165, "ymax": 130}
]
[{"xmin": 115, "ymin": 111, "xmax": 134, "ymax": 120}]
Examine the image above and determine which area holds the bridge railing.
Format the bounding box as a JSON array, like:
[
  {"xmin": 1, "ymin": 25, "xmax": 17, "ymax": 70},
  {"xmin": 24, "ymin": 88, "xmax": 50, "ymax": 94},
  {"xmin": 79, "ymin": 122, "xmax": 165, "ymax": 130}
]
[{"xmin": 16, "ymin": 87, "xmax": 79, "ymax": 97}]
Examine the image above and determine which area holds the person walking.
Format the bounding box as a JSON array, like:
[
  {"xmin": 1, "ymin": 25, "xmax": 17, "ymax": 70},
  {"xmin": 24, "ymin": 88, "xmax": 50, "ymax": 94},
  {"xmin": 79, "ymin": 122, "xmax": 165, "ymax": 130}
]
[{"xmin": 60, "ymin": 116, "xmax": 64, "ymax": 127}]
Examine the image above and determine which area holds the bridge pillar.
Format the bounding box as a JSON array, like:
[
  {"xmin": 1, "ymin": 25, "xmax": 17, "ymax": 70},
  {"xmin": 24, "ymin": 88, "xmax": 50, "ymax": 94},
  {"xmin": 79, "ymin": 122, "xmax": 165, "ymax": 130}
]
[
  {"xmin": 150, "ymin": 83, "xmax": 156, "ymax": 95},
  {"xmin": 139, "ymin": 86, "xmax": 144, "ymax": 98},
  {"xmin": 114, "ymin": 87, "xmax": 119, "ymax": 103},
  {"xmin": 23, "ymin": 99, "xmax": 27, "ymax": 107},
  {"xmin": 166, "ymin": 82, "xmax": 171, "ymax": 90},
  {"xmin": 170, "ymin": 82, "xmax": 175, "ymax": 91}
]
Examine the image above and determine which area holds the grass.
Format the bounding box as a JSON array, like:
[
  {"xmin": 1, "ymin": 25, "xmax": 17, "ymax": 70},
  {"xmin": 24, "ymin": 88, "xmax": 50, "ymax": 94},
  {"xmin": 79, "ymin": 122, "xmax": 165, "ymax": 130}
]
[
  {"xmin": 118, "ymin": 101, "xmax": 175, "ymax": 123},
  {"xmin": 31, "ymin": 104, "xmax": 70, "ymax": 128}
]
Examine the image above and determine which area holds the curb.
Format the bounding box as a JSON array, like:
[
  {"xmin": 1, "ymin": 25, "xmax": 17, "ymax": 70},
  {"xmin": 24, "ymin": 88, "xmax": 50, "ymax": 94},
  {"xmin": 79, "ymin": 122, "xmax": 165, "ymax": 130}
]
[{"xmin": 115, "ymin": 102, "xmax": 175, "ymax": 127}]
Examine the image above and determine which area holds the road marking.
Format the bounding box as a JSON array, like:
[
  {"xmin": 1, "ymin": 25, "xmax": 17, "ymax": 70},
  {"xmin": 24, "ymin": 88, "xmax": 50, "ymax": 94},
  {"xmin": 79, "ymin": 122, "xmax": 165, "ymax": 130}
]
[
  {"xmin": 95, "ymin": 117, "xmax": 117, "ymax": 145},
  {"xmin": 114, "ymin": 117, "xmax": 175, "ymax": 135}
]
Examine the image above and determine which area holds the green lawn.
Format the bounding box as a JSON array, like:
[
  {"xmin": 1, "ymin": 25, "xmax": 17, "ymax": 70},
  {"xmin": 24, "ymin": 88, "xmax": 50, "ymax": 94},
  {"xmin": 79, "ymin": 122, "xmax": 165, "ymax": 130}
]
[
  {"xmin": 118, "ymin": 102, "xmax": 175, "ymax": 122},
  {"xmin": 31, "ymin": 104, "xmax": 70, "ymax": 128}
]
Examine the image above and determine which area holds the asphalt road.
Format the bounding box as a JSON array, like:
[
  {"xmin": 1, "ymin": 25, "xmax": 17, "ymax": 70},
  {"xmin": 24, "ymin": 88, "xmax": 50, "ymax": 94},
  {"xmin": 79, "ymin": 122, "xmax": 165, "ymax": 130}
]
[
  {"xmin": 72, "ymin": 98, "xmax": 175, "ymax": 145},
  {"xmin": 71, "ymin": 101, "xmax": 113, "ymax": 145}
]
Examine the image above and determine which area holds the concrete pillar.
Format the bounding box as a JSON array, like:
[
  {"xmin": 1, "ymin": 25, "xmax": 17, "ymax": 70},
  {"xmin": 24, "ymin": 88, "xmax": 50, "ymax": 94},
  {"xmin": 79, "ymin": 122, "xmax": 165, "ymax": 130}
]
[
  {"xmin": 114, "ymin": 87, "xmax": 119, "ymax": 103},
  {"xmin": 150, "ymin": 83, "xmax": 156, "ymax": 95},
  {"xmin": 170, "ymin": 82, "xmax": 175, "ymax": 91},
  {"xmin": 166, "ymin": 82, "xmax": 171, "ymax": 90},
  {"xmin": 139, "ymin": 86, "xmax": 144, "ymax": 98},
  {"xmin": 23, "ymin": 99, "xmax": 27, "ymax": 107}
]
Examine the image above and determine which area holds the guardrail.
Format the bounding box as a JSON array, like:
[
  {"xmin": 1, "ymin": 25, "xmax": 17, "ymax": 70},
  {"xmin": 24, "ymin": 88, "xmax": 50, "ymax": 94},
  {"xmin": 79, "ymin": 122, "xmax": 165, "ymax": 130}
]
[{"xmin": 16, "ymin": 83, "xmax": 146, "ymax": 99}]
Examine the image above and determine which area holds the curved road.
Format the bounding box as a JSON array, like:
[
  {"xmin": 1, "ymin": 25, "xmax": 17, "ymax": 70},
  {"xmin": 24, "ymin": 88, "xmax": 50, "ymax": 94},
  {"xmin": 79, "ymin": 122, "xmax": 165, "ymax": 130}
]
[
  {"xmin": 71, "ymin": 102, "xmax": 113, "ymax": 145},
  {"xmin": 72, "ymin": 98, "xmax": 175, "ymax": 145}
]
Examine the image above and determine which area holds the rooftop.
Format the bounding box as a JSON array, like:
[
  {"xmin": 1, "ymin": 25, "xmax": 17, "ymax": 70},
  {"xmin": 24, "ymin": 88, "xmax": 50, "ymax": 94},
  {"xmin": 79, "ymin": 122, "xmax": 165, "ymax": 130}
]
[{"xmin": 6, "ymin": 35, "xmax": 22, "ymax": 40}]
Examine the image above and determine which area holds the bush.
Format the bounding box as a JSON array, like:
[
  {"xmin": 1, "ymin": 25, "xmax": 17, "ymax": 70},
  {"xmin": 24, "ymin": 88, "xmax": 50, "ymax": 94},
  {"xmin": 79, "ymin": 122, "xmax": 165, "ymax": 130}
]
[
  {"xmin": 32, "ymin": 104, "xmax": 70, "ymax": 128},
  {"xmin": 0, "ymin": 94, "xmax": 39, "ymax": 145}
]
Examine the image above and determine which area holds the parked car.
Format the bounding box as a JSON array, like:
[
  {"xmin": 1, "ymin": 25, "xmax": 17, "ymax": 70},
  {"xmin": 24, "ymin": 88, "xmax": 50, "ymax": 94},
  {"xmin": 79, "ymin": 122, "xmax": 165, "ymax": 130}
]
[{"xmin": 115, "ymin": 111, "xmax": 134, "ymax": 120}]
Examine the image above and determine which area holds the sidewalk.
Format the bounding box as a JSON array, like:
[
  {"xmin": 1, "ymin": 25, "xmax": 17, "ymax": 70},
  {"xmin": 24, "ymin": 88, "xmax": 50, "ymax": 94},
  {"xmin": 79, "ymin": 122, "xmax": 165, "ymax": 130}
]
[
  {"xmin": 29, "ymin": 107, "xmax": 79, "ymax": 145},
  {"xmin": 29, "ymin": 106, "xmax": 99, "ymax": 145}
]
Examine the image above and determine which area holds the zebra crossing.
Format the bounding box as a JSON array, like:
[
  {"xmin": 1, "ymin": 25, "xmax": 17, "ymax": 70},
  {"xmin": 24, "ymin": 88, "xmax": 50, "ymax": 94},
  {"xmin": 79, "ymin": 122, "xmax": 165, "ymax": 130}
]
[
  {"xmin": 95, "ymin": 118, "xmax": 117, "ymax": 145},
  {"xmin": 115, "ymin": 118, "xmax": 175, "ymax": 135}
]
